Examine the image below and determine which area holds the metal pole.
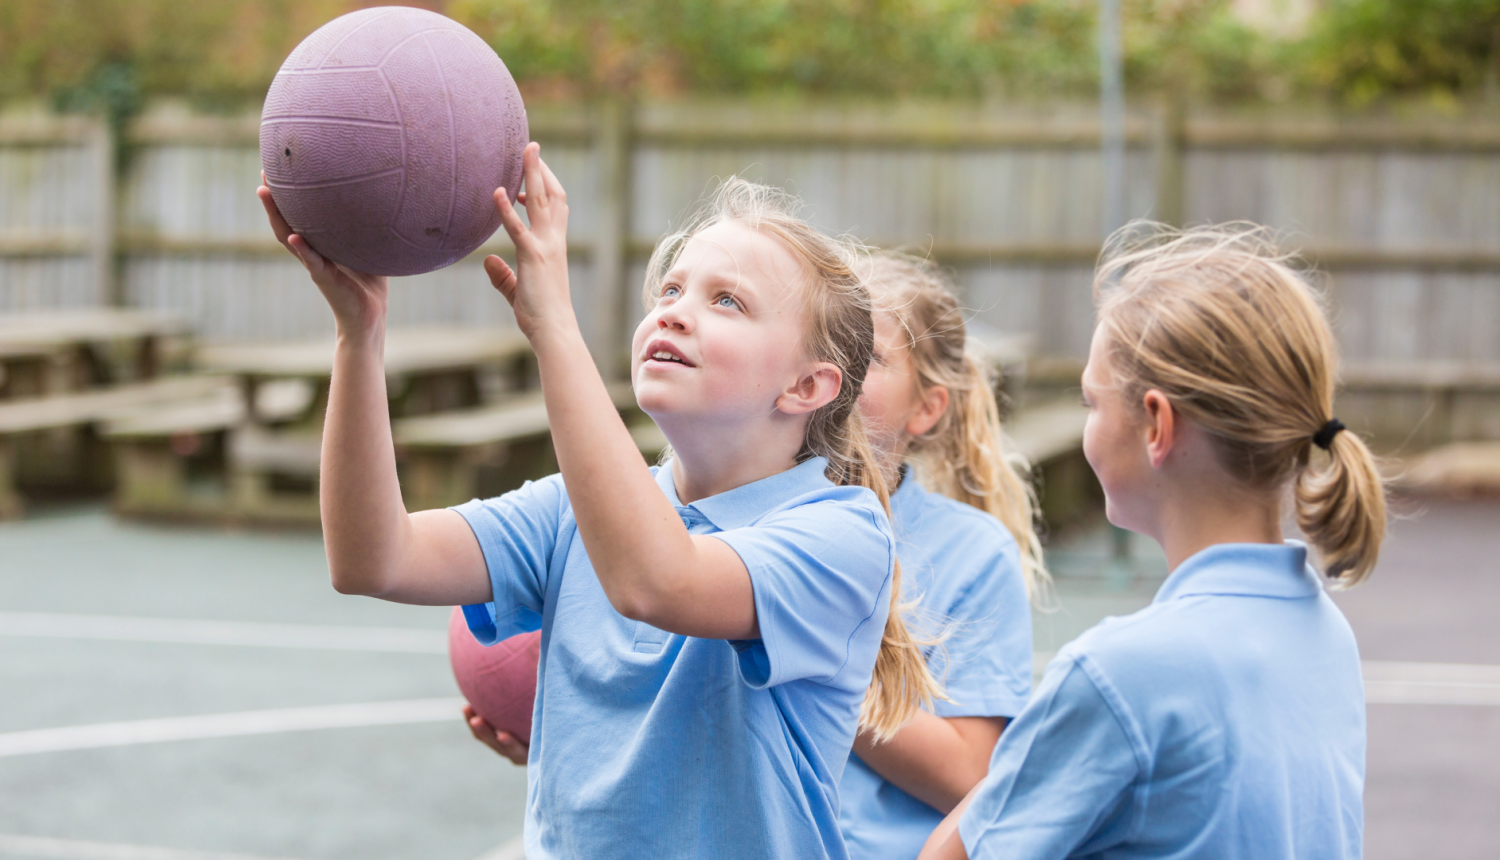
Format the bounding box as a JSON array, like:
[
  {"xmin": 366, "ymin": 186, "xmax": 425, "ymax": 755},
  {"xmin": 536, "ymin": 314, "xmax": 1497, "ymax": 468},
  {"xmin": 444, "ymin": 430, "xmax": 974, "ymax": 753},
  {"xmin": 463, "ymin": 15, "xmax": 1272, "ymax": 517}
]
[
  {"xmin": 90, "ymin": 115, "xmax": 118, "ymax": 306},
  {"xmin": 1099, "ymin": 0, "xmax": 1134, "ymax": 579},
  {"xmin": 592, "ymin": 99, "xmax": 631, "ymax": 380},
  {"xmin": 1099, "ymin": 0, "xmax": 1126, "ymax": 237}
]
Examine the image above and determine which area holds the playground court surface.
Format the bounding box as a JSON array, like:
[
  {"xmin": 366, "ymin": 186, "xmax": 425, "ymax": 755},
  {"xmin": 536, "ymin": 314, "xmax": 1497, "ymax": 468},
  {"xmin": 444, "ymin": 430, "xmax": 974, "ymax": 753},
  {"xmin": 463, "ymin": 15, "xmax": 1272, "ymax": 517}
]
[{"xmin": 0, "ymin": 497, "xmax": 1496, "ymax": 860}]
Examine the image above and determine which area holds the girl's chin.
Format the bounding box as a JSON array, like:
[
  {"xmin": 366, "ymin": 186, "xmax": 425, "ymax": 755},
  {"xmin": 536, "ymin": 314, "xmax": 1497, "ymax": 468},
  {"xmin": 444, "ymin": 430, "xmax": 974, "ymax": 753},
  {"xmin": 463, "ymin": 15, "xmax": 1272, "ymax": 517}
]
[{"xmin": 632, "ymin": 386, "xmax": 680, "ymax": 416}]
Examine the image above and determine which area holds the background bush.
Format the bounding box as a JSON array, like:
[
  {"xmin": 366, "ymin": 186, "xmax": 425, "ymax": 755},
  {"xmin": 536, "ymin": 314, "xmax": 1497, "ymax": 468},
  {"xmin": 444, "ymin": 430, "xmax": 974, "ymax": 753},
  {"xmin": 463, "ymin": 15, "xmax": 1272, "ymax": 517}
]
[{"xmin": 2, "ymin": 0, "xmax": 1497, "ymax": 116}]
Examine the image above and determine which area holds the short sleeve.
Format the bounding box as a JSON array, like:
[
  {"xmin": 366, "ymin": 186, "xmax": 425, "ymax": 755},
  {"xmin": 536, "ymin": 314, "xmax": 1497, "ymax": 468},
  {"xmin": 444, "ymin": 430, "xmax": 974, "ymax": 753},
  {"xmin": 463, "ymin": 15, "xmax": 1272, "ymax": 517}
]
[
  {"xmin": 450, "ymin": 474, "xmax": 569, "ymax": 645},
  {"xmin": 928, "ymin": 536, "xmax": 1033, "ymax": 719},
  {"xmin": 958, "ymin": 655, "xmax": 1148, "ymax": 860},
  {"xmin": 714, "ymin": 496, "xmax": 894, "ymax": 690}
]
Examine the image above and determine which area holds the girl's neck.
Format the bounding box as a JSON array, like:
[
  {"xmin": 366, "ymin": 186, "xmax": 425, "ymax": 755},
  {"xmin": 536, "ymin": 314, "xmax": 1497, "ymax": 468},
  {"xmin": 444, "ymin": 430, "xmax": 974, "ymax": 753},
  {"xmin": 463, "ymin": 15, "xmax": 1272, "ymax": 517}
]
[
  {"xmin": 1153, "ymin": 487, "xmax": 1284, "ymax": 572},
  {"xmin": 663, "ymin": 415, "xmax": 808, "ymax": 504}
]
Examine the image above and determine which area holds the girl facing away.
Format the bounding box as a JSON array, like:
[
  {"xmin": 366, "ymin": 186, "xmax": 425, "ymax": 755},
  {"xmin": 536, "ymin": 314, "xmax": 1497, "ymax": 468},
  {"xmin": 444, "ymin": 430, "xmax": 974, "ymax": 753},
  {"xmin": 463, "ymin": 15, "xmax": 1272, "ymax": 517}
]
[
  {"xmin": 257, "ymin": 146, "xmax": 939, "ymax": 860},
  {"xmin": 920, "ymin": 224, "xmax": 1385, "ymax": 860},
  {"xmin": 839, "ymin": 251, "xmax": 1049, "ymax": 860}
]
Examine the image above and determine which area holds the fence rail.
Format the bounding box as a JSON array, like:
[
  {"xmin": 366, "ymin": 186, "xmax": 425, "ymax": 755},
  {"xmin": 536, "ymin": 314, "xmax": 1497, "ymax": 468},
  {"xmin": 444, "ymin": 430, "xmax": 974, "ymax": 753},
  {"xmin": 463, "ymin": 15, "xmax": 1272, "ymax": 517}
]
[{"xmin": 3, "ymin": 99, "xmax": 1500, "ymax": 444}]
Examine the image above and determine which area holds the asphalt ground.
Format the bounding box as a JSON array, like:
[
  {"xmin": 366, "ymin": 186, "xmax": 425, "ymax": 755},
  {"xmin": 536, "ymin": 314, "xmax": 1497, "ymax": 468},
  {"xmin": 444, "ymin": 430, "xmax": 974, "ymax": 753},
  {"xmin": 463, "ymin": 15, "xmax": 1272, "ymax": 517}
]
[{"xmin": 0, "ymin": 498, "xmax": 1494, "ymax": 859}]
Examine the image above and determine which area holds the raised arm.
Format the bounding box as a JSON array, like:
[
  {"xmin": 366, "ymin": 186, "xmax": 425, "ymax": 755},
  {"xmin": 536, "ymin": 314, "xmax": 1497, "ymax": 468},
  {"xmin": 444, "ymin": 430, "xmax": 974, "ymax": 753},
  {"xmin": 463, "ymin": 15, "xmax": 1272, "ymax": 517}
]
[
  {"xmin": 257, "ymin": 179, "xmax": 489, "ymax": 606},
  {"xmin": 486, "ymin": 144, "xmax": 757, "ymax": 641}
]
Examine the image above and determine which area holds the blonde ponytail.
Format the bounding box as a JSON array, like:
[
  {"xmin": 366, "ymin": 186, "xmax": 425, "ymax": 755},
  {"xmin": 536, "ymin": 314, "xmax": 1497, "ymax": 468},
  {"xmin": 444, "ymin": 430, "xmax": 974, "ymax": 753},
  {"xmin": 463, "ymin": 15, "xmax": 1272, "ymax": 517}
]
[
  {"xmin": 840, "ymin": 416, "xmax": 941, "ymax": 740},
  {"xmin": 863, "ymin": 252, "xmax": 1052, "ymax": 604},
  {"xmin": 1094, "ymin": 223, "xmax": 1387, "ymax": 587},
  {"xmin": 643, "ymin": 179, "xmax": 942, "ymax": 740},
  {"xmin": 1296, "ymin": 428, "xmax": 1387, "ymax": 586}
]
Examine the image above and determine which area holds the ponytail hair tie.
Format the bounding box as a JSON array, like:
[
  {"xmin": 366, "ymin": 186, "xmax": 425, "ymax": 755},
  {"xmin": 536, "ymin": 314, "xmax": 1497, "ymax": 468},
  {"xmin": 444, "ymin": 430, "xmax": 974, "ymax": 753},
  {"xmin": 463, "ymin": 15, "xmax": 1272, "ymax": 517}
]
[{"xmin": 1312, "ymin": 418, "xmax": 1346, "ymax": 451}]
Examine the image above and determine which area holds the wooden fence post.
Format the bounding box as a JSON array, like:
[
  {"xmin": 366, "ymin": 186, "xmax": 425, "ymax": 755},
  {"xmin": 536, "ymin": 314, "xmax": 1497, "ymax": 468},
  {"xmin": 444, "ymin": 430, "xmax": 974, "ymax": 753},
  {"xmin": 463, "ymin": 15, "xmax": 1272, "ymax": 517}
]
[
  {"xmin": 591, "ymin": 99, "xmax": 632, "ymax": 380},
  {"xmin": 88, "ymin": 115, "xmax": 119, "ymax": 306},
  {"xmin": 1153, "ymin": 96, "xmax": 1186, "ymax": 227}
]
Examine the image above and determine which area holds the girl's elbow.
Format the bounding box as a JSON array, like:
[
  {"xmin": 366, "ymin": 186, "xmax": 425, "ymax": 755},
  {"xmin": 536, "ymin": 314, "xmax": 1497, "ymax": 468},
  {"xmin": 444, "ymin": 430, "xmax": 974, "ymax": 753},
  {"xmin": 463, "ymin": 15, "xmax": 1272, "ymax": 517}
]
[
  {"xmin": 328, "ymin": 563, "xmax": 387, "ymax": 596},
  {"xmin": 607, "ymin": 588, "xmax": 657, "ymax": 624},
  {"xmin": 603, "ymin": 576, "xmax": 671, "ymax": 625}
]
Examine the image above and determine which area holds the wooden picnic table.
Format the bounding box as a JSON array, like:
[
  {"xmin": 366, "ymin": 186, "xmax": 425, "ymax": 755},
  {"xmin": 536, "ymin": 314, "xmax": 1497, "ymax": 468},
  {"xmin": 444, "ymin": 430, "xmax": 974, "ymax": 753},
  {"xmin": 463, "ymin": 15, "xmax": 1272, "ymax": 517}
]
[
  {"xmin": 194, "ymin": 326, "xmax": 533, "ymax": 426},
  {"xmin": 0, "ymin": 308, "xmax": 190, "ymax": 398},
  {"xmin": 393, "ymin": 383, "xmax": 649, "ymax": 511},
  {"xmin": 99, "ymin": 326, "xmax": 537, "ymax": 524},
  {"xmin": 0, "ymin": 374, "xmax": 232, "ymax": 518},
  {"xmin": 967, "ymin": 326, "xmax": 1036, "ymax": 417}
]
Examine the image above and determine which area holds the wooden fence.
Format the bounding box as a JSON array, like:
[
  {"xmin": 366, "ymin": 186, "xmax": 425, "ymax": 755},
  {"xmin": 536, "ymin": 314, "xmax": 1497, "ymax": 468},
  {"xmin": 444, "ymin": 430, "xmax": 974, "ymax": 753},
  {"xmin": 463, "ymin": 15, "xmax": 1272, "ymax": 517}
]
[{"xmin": 3, "ymin": 99, "xmax": 1499, "ymax": 444}]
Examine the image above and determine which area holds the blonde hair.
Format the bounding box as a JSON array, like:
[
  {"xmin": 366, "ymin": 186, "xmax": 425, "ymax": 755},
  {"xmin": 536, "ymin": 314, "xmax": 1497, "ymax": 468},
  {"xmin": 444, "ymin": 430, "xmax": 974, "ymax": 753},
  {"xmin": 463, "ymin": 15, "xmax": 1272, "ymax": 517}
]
[
  {"xmin": 864, "ymin": 251, "xmax": 1051, "ymax": 605},
  {"xmin": 642, "ymin": 178, "xmax": 942, "ymax": 739},
  {"xmin": 1094, "ymin": 223, "xmax": 1386, "ymax": 587}
]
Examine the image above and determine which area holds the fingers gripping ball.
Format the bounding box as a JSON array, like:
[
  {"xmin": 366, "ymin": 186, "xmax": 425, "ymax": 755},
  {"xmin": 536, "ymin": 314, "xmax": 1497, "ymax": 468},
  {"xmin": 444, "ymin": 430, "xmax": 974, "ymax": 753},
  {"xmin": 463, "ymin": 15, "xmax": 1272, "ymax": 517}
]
[
  {"xmin": 447, "ymin": 608, "xmax": 540, "ymax": 744},
  {"xmin": 260, "ymin": 6, "xmax": 528, "ymax": 276}
]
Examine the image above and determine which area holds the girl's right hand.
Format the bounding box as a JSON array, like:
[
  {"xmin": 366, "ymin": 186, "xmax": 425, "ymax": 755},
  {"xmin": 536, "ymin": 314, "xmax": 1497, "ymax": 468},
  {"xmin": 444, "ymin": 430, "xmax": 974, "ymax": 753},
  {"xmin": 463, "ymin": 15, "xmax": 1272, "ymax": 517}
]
[{"xmin": 258, "ymin": 173, "xmax": 388, "ymax": 336}]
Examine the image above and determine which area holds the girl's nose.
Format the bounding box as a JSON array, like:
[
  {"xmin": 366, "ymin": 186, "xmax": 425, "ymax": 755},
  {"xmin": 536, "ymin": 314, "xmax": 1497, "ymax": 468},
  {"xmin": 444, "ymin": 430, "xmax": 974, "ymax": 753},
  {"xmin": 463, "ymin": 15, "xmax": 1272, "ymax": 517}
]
[{"xmin": 656, "ymin": 305, "xmax": 692, "ymax": 333}]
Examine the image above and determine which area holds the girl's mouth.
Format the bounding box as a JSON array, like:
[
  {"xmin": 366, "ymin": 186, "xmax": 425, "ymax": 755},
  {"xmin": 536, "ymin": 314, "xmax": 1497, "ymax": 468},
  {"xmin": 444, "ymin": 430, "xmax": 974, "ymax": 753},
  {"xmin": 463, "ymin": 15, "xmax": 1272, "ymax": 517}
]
[{"xmin": 643, "ymin": 340, "xmax": 694, "ymax": 367}]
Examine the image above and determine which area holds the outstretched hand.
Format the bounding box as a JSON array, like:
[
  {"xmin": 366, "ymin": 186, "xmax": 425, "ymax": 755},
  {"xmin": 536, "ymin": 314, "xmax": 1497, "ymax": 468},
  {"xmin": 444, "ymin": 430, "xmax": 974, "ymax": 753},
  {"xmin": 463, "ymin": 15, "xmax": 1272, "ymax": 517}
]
[
  {"xmin": 484, "ymin": 142, "xmax": 573, "ymax": 340},
  {"xmin": 257, "ymin": 172, "xmax": 388, "ymax": 335},
  {"xmin": 463, "ymin": 704, "xmax": 529, "ymax": 766}
]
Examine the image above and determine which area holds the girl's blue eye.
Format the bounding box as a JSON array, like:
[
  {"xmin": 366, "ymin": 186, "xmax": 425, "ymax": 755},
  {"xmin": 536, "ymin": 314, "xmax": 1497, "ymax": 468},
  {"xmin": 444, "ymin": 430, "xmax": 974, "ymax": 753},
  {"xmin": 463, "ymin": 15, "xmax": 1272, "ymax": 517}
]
[
  {"xmin": 716, "ymin": 295, "xmax": 738, "ymax": 309},
  {"xmin": 660, "ymin": 286, "xmax": 681, "ymax": 300}
]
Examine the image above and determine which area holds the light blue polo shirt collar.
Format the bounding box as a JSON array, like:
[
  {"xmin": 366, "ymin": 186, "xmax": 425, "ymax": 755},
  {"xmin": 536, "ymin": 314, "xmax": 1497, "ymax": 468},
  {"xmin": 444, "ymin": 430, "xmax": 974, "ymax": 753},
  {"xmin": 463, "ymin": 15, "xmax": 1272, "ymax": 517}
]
[
  {"xmin": 1153, "ymin": 541, "xmax": 1320, "ymax": 604},
  {"xmin": 654, "ymin": 456, "xmax": 835, "ymax": 530},
  {"xmin": 890, "ymin": 465, "xmax": 922, "ymax": 516}
]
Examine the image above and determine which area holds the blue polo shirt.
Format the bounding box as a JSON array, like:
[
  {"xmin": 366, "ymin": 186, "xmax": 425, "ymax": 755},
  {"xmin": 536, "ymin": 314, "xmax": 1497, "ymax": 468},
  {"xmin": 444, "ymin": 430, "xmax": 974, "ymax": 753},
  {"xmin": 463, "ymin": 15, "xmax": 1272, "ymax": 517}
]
[
  {"xmin": 959, "ymin": 542, "xmax": 1365, "ymax": 860},
  {"xmin": 453, "ymin": 457, "xmax": 896, "ymax": 860},
  {"xmin": 839, "ymin": 471, "xmax": 1032, "ymax": 860}
]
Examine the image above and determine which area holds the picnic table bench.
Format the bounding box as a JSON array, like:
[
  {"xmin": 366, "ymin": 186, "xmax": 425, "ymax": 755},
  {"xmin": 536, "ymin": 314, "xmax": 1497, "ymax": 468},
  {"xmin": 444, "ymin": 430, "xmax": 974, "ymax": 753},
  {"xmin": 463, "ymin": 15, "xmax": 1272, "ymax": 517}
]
[
  {"xmin": 0, "ymin": 375, "xmax": 231, "ymax": 517},
  {"xmin": 104, "ymin": 327, "xmax": 539, "ymax": 524},
  {"xmin": 394, "ymin": 383, "xmax": 653, "ymax": 511},
  {"xmin": 967, "ymin": 326, "xmax": 1036, "ymax": 417},
  {"xmin": 195, "ymin": 326, "xmax": 534, "ymax": 427},
  {"xmin": 0, "ymin": 308, "xmax": 189, "ymax": 399},
  {"xmin": 103, "ymin": 385, "xmax": 316, "ymax": 521}
]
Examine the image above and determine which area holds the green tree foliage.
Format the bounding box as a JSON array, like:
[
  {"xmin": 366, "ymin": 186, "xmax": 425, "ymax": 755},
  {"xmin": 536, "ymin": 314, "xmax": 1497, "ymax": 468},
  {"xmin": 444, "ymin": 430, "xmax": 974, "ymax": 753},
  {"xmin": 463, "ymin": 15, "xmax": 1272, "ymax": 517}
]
[
  {"xmin": 0, "ymin": 0, "xmax": 374, "ymax": 110},
  {"xmin": 0, "ymin": 0, "xmax": 1496, "ymax": 111},
  {"xmin": 1295, "ymin": 0, "xmax": 1500, "ymax": 105}
]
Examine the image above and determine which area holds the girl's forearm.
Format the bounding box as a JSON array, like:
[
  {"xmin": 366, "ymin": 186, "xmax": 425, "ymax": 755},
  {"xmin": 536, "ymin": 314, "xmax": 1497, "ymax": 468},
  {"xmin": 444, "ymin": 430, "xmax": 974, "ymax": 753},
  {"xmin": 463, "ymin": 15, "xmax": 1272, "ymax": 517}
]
[
  {"xmin": 528, "ymin": 322, "xmax": 756, "ymax": 637},
  {"xmin": 528, "ymin": 322, "xmax": 691, "ymax": 589},
  {"xmin": 853, "ymin": 712, "xmax": 1004, "ymax": 813},
  {"xmin": 319, "ymin": 325, "xmax": 410, "ymax": 594},
  {"xmin": 918, "ymin": 787, "xmax": 978, "ymax": 860}
]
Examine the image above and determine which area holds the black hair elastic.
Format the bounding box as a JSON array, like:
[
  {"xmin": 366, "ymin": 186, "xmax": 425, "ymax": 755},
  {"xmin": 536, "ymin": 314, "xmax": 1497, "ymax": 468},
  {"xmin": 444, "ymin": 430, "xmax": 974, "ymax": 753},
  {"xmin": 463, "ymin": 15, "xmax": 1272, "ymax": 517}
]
[{"xmin": 1312, "ymin": 418, "xmax": 1346, "ymax": 451}]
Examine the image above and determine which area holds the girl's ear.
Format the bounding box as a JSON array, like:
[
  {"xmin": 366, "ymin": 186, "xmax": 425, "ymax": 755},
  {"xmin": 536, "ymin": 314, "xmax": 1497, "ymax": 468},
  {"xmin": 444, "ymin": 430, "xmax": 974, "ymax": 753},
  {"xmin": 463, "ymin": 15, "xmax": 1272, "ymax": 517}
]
[
  {"xmin": 904, "ymin": 385, "xmax": 949, "ymax": 438},
  {"xmin": 776, "ymin": 362, "xmax": 843, "ymax": 416},
  {"xmin": 1141, "ymin": 389, "xmax": 1176, "ymax": 468}
]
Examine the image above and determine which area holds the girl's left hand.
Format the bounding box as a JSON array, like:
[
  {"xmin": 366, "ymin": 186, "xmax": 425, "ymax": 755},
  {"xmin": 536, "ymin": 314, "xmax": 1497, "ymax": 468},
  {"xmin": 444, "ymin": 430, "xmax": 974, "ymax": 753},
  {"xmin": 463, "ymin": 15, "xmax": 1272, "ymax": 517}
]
[
  {"xmin": 463, "ymin": 704, "xmax": 529, "ymax": 766},
  {"xmin": 485, "ymin": 142, "xmax": 573, "ymax": 340}
]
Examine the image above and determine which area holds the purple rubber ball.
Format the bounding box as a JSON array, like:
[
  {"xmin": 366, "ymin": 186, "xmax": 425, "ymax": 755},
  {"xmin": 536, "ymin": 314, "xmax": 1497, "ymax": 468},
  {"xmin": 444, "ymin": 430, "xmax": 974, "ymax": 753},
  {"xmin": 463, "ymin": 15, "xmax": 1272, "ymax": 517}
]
[{"xmin": 260, "ymin": 6, "xmax": 528, "ymax": 277}]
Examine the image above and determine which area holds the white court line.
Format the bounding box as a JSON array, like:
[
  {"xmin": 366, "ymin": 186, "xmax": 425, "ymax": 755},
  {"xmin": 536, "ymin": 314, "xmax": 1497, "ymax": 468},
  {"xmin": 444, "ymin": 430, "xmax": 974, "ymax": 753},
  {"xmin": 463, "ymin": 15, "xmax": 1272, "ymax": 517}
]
[
  {"xmin": 0, "ymin": 833, "xmax": 306, "ymax": 860},
  {"xmin": 0, "ymin": 612, "xmax": 446, "ymax": 654},
  {"xmin": 0, "ymin": 698, "xmax": 464, "ymax": 758},
  {"xmin": 1033, "ymin": 653, "xmax": 1500, "ymax": 707},
  {"xmin": 1363, "ymin": 660, "xmax": 1500, "ymax": 706},
  {"xmin": 470, "ymin": 837, "xmax": 526, "ymax": 860}
]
